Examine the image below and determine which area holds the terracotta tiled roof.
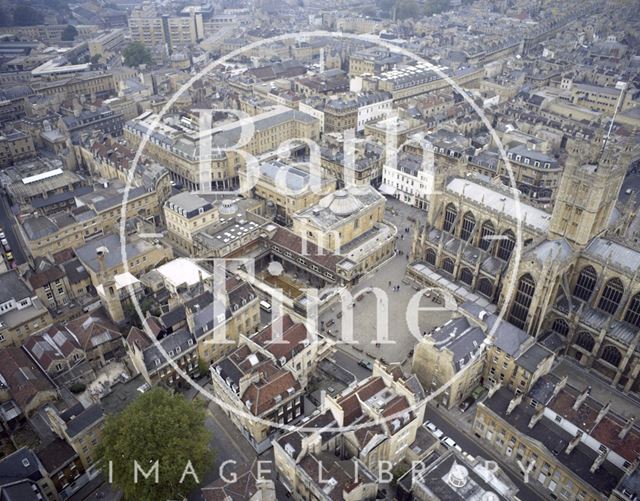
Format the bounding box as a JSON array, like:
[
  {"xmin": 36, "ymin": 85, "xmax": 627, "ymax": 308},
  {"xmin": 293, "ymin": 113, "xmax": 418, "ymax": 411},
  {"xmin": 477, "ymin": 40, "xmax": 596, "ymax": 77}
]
[
  {"xmin": 28, "ymin": 265, "xmax": 65, "ymax": 290},
  {"xmin": 23, "ymin": 325, "xmax": 81, "ymax": 371},
  {"xmin": 242, "ymin": 362, "xmax": 300, "ymax": 416},
  {"xmin": 251, "ymin": 315, "xmax": 310, "ymax": 361},
  {"xmin": 52, "ymin": 248, "xmax": 75, "ymax": 265},
  {"xmin": 126, "ymin": 326, "xmax": 152, "ymax": 351},
  {"xmin": 337, "ymin": 377, "xmax": 386, "ymax": 426},
  {"xmin": 548, "ymin": 389, "xmax": 599, "ymax": 432},
  {"xmin": 591, "ymin": 416, "xmax": 640, "ymax": 463},
  {"xmin": 269, "ymin": 227, "xmax": 342, "ymax": 270}
]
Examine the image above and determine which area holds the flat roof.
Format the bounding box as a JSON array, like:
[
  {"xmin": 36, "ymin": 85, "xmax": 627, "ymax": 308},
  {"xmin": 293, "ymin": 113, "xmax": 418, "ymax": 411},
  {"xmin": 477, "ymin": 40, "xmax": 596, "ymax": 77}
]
[
  {"xmin": 157, "ymin": 258, "xmax": 212, "ymax": 289},
  {"xmin": 22, "ymin": 168, "xmax": 64, "ymax": 185}
]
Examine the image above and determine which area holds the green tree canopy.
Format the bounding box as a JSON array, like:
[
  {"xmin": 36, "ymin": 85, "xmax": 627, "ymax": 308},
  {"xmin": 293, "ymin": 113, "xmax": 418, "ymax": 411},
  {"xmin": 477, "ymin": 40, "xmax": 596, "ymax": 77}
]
[
  {"xmin": 97, "ymin": 388, "xmax": 213, "ymax": 501},
  {"xmin": 123, "ymin": 41, "xmax": 152, "ymax": 67},
  {"xmin": 12, "ymin": 5, "xmax": 44, "ymax": 26},
  {"xmin": 61, "ymin": 24, "xmax": 78, "ymax": 41}
]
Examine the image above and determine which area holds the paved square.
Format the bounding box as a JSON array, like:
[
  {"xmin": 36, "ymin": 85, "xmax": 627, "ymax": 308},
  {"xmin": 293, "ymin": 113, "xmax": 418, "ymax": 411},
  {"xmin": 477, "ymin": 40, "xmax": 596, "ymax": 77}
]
[{"xmin": 320, "ymin": 198, "xmax": 455, "ymax": 364}]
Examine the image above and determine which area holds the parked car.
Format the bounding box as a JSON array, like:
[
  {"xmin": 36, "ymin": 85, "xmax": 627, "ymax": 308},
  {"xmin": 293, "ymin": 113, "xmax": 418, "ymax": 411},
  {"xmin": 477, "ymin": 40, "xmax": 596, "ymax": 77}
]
[
  {"xmin": 433, "ymin": 428, "xmax": 444, "ymax": 440},
  {"xmin": 0, "ymin": 238, "xmax": 8, "ymax": 248},
  {"xmin": 358, "ymin": 359, "xmax": 373, "ymax": 370},
  {"xmin": 5, "ymin": 251, "xmax": 13, "ymax": 261},
  {"xmin": 442, "ymin": 436, "xmax": 457, "ymax": 449},
  {"xmin": 459, "ymin": 396, "xmax": 475, "ymax": 413},
  {"xmin": 259, "ymin": 300, "xmax": 271, "ymax": 312},
  {"xmin": 425, "ymin": 421, "xmax": 440, "ymax": 435},
  {"xmin": 0, "ymin": 231, "xmax": 4, "ymax": 239}
]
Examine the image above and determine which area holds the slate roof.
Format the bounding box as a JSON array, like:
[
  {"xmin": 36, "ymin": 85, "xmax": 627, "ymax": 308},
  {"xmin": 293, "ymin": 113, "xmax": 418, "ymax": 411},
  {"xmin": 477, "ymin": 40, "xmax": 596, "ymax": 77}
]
[
  {"xmin": 64, "ymin": 310, "xmax": 122, "ymax": 351},
  {"xmin": 128, "ymin": 327, "xmax": 196, "ymax": 372},
  {"xmin": 75, "ymin": 233, "xmax": 155, "ymax": 273},
  {"xmin": 0, "ymin": 348, "xmax": 55, "ymax": 412},
  {"xmin": 429, "ymin": 316, "xmax": 485, "ymax": 371},
  {"xmin": 445, "ymin": 177, "xmax": 552, "ymax": 233},
  {"xmin": 36, "ymin": 438, "xmax": 77, "ymax": 474},
  {"xmin": 484, "ymin": 388, "xmax": 625, "ymax": 495},
  {"xmin": 64, "ymin": 404, "xmax": 104, "ymax": 438},
  {"xmin": 584, "ymin": 238, "xmax": 640, "ymax": 274},
  {"xmin": 0, "ymin": 270, "xmax": 32, "ymax": 305},
  {"xmin": 0, "ymin": 448, "xmax": 42, "ymax": 492},
  {"xmin": 21, "ymin": 215, "xmax": 61, "ymax": 240}
]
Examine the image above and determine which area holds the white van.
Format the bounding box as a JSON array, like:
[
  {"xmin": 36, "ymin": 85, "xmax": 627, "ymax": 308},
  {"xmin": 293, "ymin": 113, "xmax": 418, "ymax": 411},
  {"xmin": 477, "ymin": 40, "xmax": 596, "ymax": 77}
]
[{"xmin": 260, "ymin": 300, "xmax": 272, "ymax": 312}]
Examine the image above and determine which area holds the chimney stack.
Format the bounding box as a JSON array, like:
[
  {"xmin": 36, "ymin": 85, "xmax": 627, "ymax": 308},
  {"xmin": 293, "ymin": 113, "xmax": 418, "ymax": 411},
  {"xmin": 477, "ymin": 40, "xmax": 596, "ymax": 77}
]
[
  {"xmin": 618, "ymin": 417, "xmax": 635, "ymax": 440},
  {"xmin": 96, "ymin": 246, "xmax": 108, "ymax": 277},
  {"xmin": 572, "ymin": 385, "xmax": 591, "ymax": 411}
]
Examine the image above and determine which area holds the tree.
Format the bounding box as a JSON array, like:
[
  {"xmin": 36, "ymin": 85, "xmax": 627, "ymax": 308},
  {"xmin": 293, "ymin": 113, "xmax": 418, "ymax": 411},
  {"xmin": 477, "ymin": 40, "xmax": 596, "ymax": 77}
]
[
  {"xmin": 90, "ymin": 54, "xmax": 102, "ymax": 65},
  {"xmin": 197, "ymin": 357, "xmax": 210, "ymax": 377},
  {"xmin": 97, "ymin": 388, "xmax": 213, "ymax": 501},
  {"xmin": 12, "ymin": 5, "xmax": 44, "ymax": 26},
  {"xmin": 396, "ymin": 0, "xmax": 419, "ymax": 20},
  {"xmin": 123, "ymin": 42, "xmax": 152, "ymax": 67},
  {"xmin": 61, "ymin": 24, "xmax": 78, "ymax": 41}
]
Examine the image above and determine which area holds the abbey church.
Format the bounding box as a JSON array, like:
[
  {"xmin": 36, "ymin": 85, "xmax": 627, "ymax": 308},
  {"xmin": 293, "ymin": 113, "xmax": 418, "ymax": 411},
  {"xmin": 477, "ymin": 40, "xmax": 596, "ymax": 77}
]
[{"xmin": 410, "ymin": 137, "xmax": 640, "ymax": 393}]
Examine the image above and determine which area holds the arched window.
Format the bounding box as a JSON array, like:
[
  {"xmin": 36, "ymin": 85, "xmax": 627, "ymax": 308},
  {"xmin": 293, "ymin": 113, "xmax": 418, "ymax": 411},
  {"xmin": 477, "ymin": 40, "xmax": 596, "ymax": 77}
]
[
  {"xmin": 551, "ymin": 318, "xmax": 569, "ymax": 336},
  {"xmin": 623, "ymin": 293, "xmax": 640, "ymax": 328},
  {"xmin": 573, "ymin": 266, "xmax": 597, "ymax": 302},
  {"xmin": 442, "ymin": 258, "xmax": 455, "ymax": 275},
  {"xmin": 601, "ymin": 345, "xmax": 622, "ymax": 367},
  {"xmin": 597, "ymin": 278, "xmax": 624, "ymax": 315},
  {"xmin": 443, "ymin": 203, "xmax": 457, "ymax": 233},
  {"xmin": 460, "ymin": 212, "xmax": 476, "ymax": 241},
  {"xmin": 575, "ymin": 331, "xmax": 595, "ymax": 352},
  {"xmin": 479, "ymin": 221, "xmax": 495, "ymax": 251},
  {"xmin": 460, "ymin": 268, "xmax": 473, "ymax": 286},
  {"xmin": 425, "ymin": 248, "xmax": 436, "ymax": 265},
  {"xmin": 478, "ymin": 278, "xmax": 493, "ymax": 298},
  {"xmin": 509, "ymin": 274, "xmax": 536, "ymax": 329},
  {"xmin": 497, "ymin": 230, "xmax": 516, "ymax": 262}
]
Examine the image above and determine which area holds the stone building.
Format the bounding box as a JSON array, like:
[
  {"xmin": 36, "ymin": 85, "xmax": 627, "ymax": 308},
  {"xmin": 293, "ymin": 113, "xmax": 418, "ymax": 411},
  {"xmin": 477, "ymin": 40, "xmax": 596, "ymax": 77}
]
[
  {"xmin": 124, "ymin": 106, "xmax": 320, "ymax": 192},
  {"xmin": 273, "ymin": 363, "xmax": 426, "ymax": 499},
  {"xmin": 240, "ymin": 160, "xmax": 336, "ymax": 226},
  {"xmin": 412, "ymin": 302, "xmax": 555, "ymax": 409},
  {"xmin": 474, "ymin": 374, "xmax": 640, "ymax": 500},
  {"xmin": 410, "ymin": 142, "xmax": 640, "ymax": 393}
]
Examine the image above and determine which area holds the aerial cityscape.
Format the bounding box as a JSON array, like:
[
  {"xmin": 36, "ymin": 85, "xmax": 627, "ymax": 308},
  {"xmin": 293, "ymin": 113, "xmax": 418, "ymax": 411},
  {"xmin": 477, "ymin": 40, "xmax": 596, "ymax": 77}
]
[{"xmin": 0, "ymin": 0, "xmax": 639, "ymax": 500}]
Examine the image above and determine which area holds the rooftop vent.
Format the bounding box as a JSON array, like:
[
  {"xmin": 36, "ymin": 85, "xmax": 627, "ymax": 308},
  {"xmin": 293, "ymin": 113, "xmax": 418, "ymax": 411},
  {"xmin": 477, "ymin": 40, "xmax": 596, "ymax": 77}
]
[{"xmin": 447, "ymin": 463, "xmax": 469, "ymax": 489}]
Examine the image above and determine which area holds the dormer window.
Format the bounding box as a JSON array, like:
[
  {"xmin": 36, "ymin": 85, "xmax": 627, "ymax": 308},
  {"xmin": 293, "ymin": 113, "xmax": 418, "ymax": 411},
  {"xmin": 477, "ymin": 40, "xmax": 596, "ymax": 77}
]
[{"xmin": 524, "ymin": 157, "xmax": 530, "ymax": 164}]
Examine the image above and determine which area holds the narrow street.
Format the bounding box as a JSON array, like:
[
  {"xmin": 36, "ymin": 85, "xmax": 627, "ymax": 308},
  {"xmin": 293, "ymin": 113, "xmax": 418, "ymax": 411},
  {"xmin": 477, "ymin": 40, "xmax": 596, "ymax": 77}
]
[{"xmin": 0, "ymin": 191, "xmax": 27, "ymax": 265}]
